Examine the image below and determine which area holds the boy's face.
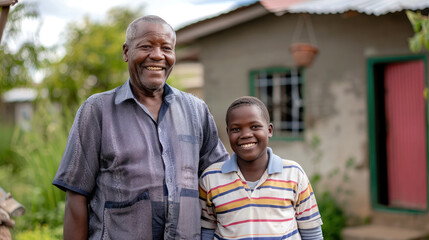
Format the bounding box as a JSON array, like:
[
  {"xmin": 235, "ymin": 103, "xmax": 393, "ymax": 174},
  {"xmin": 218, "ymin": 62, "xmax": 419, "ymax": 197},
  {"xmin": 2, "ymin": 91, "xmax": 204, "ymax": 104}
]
[{"xmin": 227, "ymin": 105, "xmax": 273, "ymax": 163}]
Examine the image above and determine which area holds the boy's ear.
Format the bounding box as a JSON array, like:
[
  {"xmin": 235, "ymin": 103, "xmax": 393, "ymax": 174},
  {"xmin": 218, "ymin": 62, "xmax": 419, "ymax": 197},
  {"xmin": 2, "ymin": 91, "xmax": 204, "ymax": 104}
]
[{"xmin": 268, "ymin": 123, "xmax": 274, "ymax": 138}]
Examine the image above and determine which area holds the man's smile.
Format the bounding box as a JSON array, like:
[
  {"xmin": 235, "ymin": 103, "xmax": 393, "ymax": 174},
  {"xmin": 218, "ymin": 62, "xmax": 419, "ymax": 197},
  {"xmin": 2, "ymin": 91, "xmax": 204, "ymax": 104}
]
[{"xmin": 145, "ymin": 66, "xmax": 164, "ymax": 71}]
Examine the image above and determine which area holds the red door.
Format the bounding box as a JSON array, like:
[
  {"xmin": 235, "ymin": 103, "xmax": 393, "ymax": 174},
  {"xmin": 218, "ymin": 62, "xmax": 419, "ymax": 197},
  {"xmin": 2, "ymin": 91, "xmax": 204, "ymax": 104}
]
[{"xmin": 384, "ymin": 60, "xmax": 427, "ymax": 210}]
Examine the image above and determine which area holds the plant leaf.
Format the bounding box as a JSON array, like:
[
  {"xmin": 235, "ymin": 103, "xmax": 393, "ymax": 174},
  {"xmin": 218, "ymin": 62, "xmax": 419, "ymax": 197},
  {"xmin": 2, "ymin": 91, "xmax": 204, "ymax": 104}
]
[{"xmin": 409, "ymin": 32, "xmax": 424, "ymax": 52}]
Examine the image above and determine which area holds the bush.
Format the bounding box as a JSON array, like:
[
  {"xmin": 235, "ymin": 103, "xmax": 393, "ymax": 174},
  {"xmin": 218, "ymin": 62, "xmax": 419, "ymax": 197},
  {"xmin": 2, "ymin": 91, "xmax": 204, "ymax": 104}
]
[{"xmin": 317, "ymin": 191, "xmax": 347, "ymax": 240}]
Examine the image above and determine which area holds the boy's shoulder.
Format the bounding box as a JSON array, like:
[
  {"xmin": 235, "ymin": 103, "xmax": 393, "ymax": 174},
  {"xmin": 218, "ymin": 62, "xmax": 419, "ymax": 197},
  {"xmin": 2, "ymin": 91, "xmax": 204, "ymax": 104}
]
[
  {"xmin": 278, "ymin": 158, "xmax": 306, "ymax": 174},
  {"xmin": 201, "ymin": 161, "xmax": 225, "ymax": 177}
]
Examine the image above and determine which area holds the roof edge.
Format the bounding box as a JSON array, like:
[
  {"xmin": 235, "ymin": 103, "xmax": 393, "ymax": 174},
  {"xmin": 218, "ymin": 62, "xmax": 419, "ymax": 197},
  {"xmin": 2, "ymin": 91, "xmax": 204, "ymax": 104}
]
[{"xmin": 176, "ymin": 2, "xmax": 268, "ymax": 45}]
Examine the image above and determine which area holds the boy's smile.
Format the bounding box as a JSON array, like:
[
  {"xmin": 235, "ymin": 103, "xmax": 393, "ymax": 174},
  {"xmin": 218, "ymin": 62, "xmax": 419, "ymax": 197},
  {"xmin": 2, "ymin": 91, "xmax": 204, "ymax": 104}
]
[{"xmin": 227, "ymin": 105, "xmax": 273, "ymax": 164}]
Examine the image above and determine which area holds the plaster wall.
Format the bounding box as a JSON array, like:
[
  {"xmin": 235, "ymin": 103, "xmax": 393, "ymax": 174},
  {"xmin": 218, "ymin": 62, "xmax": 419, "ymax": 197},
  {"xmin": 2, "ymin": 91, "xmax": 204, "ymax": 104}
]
[{"xmin": 196, "ymin": 11, "xmax": 420, "ymax": 219}]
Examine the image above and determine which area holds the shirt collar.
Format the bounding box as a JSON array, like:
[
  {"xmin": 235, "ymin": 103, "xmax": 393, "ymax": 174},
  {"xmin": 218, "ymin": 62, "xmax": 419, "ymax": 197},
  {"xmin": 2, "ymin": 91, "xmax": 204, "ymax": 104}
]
[
  {"xmin": 221, "ymin": 147, "xmax": 283, "ymax": 175},
  {"xmin": 115, "ymin": 79, "xmax": 176, "ymax": 105}
]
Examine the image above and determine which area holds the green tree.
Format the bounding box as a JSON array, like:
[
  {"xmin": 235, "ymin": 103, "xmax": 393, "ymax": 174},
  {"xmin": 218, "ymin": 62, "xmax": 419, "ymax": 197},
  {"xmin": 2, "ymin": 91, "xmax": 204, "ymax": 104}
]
[
  {"xmin": 42, "ymin": 6, "xmax": 144, "ymax": 107},
  {"xmin": 0, "ymin": 2, "xmax": 48, "ymax": 94},
  {"xmin": 406, "ymin": 10, "xmax": 429, "ymax": 52}
]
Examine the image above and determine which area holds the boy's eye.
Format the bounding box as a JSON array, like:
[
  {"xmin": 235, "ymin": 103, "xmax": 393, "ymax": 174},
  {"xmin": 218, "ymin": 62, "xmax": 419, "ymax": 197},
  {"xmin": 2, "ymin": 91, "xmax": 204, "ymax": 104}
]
[
  {"xmin": 251, "ymin": 125, "xmax": 262, "ymax": 129},
  {"xmin": 230, "ymin": 128, "xmax": 240, "ymax": 132}
]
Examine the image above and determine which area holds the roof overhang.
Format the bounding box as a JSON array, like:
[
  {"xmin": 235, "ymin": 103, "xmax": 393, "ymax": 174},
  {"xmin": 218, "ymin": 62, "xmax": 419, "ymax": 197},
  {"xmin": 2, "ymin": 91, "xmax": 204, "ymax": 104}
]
[
  {"xmin": 176, "ymin": 0, "xmax": 429, "ymax": 47},
  {"xmin": 260, "ymin": 0, "xmax": 429, "ymax": 16},
  {"xmin": 176, "ymin": 2, "xmax": 269, "ymax": 45}
]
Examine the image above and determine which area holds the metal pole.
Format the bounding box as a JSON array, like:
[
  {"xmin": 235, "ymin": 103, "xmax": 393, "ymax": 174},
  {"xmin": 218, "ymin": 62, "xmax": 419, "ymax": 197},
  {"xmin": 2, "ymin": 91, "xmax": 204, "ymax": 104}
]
[{"xmin": 0, "ymin": 6, "xmax": 10, "ymax": 44}]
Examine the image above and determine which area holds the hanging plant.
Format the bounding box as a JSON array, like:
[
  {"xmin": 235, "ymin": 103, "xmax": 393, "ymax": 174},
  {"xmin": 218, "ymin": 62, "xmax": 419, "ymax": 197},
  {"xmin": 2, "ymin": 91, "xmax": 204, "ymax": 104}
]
[{"xmin": 289, "ymin": 14, "xmax": 319, "ymax": 67}]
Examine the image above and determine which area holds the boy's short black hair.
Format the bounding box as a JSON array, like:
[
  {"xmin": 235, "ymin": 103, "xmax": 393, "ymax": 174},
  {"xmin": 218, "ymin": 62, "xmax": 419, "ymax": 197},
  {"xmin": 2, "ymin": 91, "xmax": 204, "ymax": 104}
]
[{"xmin": 226, "ymin": 96, "xmax": 270, "ymax": 125}]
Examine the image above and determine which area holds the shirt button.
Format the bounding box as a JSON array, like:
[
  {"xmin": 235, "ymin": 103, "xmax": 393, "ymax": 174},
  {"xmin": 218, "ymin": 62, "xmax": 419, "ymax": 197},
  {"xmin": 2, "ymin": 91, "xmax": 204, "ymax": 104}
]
[
  {"xmin": 169, "ymin": 204, "xmax": 173, "ymax": 209},
  {"xmin": 167, "ymin": 178, "xmax": 172, "ymax": 183}
]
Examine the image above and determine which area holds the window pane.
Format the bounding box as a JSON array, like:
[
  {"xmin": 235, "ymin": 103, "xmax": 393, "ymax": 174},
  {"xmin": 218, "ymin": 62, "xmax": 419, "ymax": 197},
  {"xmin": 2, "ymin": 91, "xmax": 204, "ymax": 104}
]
[{"xmin": 254, "ymin": 68, "xmax": 304, "ymax": 136}]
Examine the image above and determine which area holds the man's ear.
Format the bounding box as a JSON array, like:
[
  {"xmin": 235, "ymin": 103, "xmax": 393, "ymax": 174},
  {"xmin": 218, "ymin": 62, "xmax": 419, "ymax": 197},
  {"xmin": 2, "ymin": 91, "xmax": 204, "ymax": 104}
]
[
  {"xmin": 122, "ymin": 43, "xmax": 128, "ymax": 62},
  {"xmin": 268, "ymin": 123, "xmax": 274, "ymax": 138}
]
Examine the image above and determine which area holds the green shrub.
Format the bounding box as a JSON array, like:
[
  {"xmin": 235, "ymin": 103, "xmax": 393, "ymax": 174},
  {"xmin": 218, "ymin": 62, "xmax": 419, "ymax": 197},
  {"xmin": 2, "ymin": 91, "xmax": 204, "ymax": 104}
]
[
  {"xmin": 9, "ymin": 99, "xmax": 73, "ymax": 232},
  {"xmin": 13, "ymin": 224, "xmax": 63, "ymax": 240},
  {"xmin": 317, "ymin": 191, "xmax": 347, "ymax": 240}
]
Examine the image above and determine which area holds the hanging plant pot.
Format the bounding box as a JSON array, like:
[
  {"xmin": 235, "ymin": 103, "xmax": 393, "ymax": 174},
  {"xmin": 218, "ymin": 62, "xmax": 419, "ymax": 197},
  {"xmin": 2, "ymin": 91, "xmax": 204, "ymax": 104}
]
[{"xmin": 289, "ymin": 43, "xmax": 319, "ymax": 67}]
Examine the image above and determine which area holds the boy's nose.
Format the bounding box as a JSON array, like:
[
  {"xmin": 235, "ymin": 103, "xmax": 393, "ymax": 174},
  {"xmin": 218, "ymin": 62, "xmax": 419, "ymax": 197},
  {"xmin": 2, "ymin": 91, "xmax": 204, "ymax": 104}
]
[{"xmin": 240, "ymin": 129, "xmax": 253, "ymax": 138}]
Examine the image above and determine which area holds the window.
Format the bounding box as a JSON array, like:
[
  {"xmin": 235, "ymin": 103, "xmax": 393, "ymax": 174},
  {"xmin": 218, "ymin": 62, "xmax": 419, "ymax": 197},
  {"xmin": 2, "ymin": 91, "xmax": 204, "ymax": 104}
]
[{"xmin": 250, "ymin": 67, "xmax": 304, "ymax": 139}]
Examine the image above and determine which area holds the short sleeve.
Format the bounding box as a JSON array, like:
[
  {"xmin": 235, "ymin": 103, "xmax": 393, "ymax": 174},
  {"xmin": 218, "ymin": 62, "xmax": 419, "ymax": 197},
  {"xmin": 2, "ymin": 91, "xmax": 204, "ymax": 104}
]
[
  {"xmin": 199, "ymin": 173, "xmax": 217, "ymax": 230},
  {"xmin": 52, "ymin": 100, "xmax": 102, "ymax": 197},
  {"xmin": 294, "ymin": 165, "xmax": 323, "ymax": 229}
]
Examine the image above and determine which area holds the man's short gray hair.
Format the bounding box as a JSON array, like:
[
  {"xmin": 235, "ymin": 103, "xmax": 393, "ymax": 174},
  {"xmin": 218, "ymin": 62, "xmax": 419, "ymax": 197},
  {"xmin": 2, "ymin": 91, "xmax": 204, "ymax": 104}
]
[{"xmin": 125, "ymin": 15, "xmax": 175, "ymax": 44}]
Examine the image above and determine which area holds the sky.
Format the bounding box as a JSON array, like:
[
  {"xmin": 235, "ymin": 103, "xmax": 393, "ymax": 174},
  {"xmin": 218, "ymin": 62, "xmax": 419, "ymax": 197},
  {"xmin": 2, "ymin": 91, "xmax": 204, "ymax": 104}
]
[{"xmin": 21, "ymin": 0, "xmax": 255, "ymax": 48}]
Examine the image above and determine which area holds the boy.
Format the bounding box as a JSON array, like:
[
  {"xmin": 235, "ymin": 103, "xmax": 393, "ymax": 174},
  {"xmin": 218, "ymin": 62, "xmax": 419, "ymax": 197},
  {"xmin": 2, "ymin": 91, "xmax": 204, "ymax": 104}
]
[{"xmin": 199, "ymin": 96, "xmax": 323, "ymax": 239}]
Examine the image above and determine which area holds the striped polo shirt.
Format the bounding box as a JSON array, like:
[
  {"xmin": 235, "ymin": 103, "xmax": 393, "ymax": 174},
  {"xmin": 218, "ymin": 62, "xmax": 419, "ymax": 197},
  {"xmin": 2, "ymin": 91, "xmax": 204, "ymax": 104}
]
[{"xmin": 199, "ymin": 148, "xmax": 322, "ymax": 240}]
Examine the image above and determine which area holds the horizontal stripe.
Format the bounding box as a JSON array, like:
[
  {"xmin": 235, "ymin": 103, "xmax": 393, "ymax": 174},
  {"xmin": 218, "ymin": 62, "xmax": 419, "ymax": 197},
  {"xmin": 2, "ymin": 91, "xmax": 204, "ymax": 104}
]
[
  {"xmin": 296, "ymin": 211, "xmax": 320, "ymax": 221},
  {"xmin": 217, "ymin": 203, "xmax": 293, "ymax": 214},
  {"xmin": 296, "ymin": 204, "xmax": 318, "ymax": 216},
  {"xmin": 214, "ymin": 228, "xmax": 299, "ymax": 240},
  {"xmin": 201, "ymin": 169, "xmax": 222, "ymax": 179},
  {"xmin": 283, "ymin": 165, "xmax": 304, "ymax": 173},
  {"xmin": 258, "ymin": 185, "xmax": 296, "ymax": 193},
  {"xmin": 221, "ymin": 218, "xmax": 294, "ymax": 228},
  {"xmin": 216, "ymin": 197, "xmax": 292, "ymax": 212}
]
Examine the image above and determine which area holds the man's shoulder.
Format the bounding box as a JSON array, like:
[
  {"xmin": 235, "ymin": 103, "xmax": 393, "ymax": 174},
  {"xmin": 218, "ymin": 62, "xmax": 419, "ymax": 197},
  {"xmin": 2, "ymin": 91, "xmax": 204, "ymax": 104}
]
[
  {"xmin": 82, "ymin": 87, "xmax": 118, "ymax": 106},
  {"xmin": 169, "ymin": 86, "xmax": 205, "ymax": 106}
]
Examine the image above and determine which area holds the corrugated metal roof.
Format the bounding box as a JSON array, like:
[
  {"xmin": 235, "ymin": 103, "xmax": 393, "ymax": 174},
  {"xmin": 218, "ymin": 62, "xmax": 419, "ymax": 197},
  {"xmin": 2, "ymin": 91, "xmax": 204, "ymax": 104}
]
[{"xmin": 261, "ymin": 0, "xmax": 429, "ymax": 16}]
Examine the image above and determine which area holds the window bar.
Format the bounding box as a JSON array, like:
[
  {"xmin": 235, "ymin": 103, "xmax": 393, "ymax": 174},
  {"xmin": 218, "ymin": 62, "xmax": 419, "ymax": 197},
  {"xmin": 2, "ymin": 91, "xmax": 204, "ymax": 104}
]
[
  {"xmin": 291, "ymin": 67, "xmax": 302, "ymax": 135},
  {"xmin": 273, "ymin": 73, "xmax": 281, "ymax": 131}
]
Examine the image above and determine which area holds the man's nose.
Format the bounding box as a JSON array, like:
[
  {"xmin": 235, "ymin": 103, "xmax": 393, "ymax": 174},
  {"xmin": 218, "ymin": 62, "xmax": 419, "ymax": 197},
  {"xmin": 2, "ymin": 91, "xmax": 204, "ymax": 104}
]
[{"xmin": 150, "ymin": 47, "xmax": 164, "ymax": 60}]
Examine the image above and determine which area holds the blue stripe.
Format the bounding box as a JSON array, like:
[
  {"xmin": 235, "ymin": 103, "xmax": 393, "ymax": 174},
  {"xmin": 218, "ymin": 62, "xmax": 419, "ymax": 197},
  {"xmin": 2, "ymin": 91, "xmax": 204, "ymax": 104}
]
[
  {"xmin": 217, "ymin": 203, "xmax": 293, "ymax": 214},
  {"xmin": 283, "ymin": 165, "xmax": 304, "ymax": 173},
  {"xmin": 296, "ymin": 211, "xmax": 320, "ymax": 221},
  {"xmin": 259, "ymin": 185, "xmax": 296, "ymax": 193},
  {"xmin": 212, "ymin": 186, "xmax": 245, "ymax": 201},
  {"xmin": 201, "ymin": 170, "xmax": 222, "ymax": 179},
  {"xmin": 296, "ymin": 192, "xmax": 313, "ymax": 208},
  {"xmin": 214, "ymin": 228, "xmax": 299, "ymax": 240}
]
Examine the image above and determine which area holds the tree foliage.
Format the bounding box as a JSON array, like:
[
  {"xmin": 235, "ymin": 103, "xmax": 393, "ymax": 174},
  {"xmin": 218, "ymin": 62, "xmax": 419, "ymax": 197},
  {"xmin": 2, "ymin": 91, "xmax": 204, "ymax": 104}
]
[
  {"xmin": 42, "ymin": 6, "xmax": 144, "ymax": 107},
  {"xmin": 0, "ymin": 2, "xmax": 47, "ymax": 94},
  {"xmin": 406, "ymin": 10, "xmax": 429, "ymax": 52}
]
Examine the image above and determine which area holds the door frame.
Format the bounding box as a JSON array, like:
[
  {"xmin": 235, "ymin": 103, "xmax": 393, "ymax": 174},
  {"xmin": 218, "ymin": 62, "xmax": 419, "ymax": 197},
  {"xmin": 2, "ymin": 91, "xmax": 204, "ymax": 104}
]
[{"xmin": 367, "ymin": 54, "xmax": 429, "ymax": 213}]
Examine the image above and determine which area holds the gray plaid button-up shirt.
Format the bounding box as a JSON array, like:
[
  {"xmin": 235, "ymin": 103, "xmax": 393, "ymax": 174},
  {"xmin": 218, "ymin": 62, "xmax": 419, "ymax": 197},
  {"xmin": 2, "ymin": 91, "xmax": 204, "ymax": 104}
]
[{"xmin": 53, "ymin": 80, "xmax": 228, "ymax": 239}]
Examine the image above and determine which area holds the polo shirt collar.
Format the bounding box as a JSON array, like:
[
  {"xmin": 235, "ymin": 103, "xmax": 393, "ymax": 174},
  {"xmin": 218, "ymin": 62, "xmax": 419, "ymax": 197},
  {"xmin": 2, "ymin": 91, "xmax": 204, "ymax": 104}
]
[
  {"xmin": 115, "ymin": 79, "xmax": 176, "ymax": 105},
  {"xmin": 221, "ymin": 147, "xmax": 283, "ymax": 175}
]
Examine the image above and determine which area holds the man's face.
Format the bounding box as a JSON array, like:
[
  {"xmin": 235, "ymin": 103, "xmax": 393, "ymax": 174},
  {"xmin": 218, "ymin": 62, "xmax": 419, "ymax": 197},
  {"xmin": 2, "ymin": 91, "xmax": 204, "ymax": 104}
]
[
  {"xmin": 123, "ymin": 21, "xmax": 176, "ymax": 94},
  {"xmin": 227, "ymin": 105, "xmax": 273, "ymax": 164}
]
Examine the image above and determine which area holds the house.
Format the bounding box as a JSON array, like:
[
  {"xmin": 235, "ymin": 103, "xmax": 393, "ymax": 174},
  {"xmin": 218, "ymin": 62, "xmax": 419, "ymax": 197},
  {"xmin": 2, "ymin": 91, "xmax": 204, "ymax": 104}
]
[
  {"xmin": 1, "ymin": 88, "xmax": 37, "ymax": 130},
  {"xmin": 175, "ymin": 0, "xmax": 429, "ymax": 238}
]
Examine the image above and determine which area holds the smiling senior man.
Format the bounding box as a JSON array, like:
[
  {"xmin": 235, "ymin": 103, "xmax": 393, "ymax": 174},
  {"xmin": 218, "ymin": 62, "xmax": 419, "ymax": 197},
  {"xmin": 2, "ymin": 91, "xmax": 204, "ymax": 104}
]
[{"xmin": 53, "ymin": 15, "xmax": 229, "ymax": 240}]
